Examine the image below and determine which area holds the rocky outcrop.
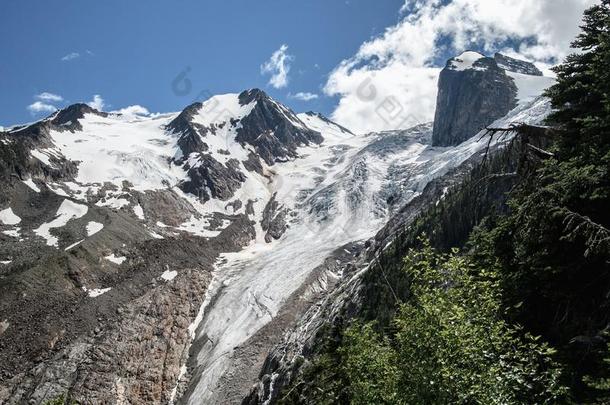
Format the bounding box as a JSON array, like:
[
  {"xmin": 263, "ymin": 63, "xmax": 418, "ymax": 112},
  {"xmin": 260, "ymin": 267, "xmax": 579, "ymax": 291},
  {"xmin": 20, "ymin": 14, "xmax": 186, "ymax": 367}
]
[
  {"xmin": 236, "ymin": 89, "xmax": 324, "ymax": 165},
  {"xmin": 0, "ymin": 187, "xmax": 256, "ymax": 404},
  {"xmin": 494, "ymin": 53, "xmax": 543, "ymax": 76},
  {"xmin": 432, "ymin": 51, "xmax": 517, "ymax": 146},
  {"xmin": 165, "ymin": 102, "xmax": 209, "ymax": 159},
  {"xmin": 0, "ymin": 118, "xmax": 82, "ymax": 183},
  {"xmin": 50, "ymin": 103, "xmax": 108, "ymax": 132},
  {"xmin": 179, "ymin": 155, "xmax": 247, "ymax": 202},
  {"xmin": 260, "ymin": 193, "xmax": 289, "ymax": 243}
]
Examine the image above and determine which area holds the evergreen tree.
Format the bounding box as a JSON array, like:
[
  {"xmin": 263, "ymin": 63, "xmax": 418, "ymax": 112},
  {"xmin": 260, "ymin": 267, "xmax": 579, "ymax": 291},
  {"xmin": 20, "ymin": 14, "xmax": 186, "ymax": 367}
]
[{"xmin": 546, "ymin": 0, "xmax": 610, "ymax": 161}]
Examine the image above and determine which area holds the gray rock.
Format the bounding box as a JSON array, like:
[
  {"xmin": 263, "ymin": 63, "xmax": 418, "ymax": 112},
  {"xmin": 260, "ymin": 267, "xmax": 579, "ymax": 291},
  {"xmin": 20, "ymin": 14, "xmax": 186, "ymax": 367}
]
[
  {"xmin": 165, "ymin": 102, "xmax": 209, "ymax": 158},
  {"xmin": 179, "ymin": 155, "xmax": 247, "ymax": 202},
  {"xmin": 260, "ymin": 193, "xmax": 289, "ymax": 243},
  {"xmin": 236, "ymin": 89, "xmax": 324, "ymax": 165},
  {"xmin": 494, "ymin": 53, "xmax": 543, "ymax": 76},
  {"xmin": 432, "ymin": 53, "xmax": 517, "ymax": 146}
]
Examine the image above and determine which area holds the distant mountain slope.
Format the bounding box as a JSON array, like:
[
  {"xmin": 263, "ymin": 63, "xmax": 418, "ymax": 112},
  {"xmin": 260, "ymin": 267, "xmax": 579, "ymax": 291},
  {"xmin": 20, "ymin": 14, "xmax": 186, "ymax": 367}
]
[{"xmin": 0, "ymin": 51, "xmax": 556, "ymax": 404}]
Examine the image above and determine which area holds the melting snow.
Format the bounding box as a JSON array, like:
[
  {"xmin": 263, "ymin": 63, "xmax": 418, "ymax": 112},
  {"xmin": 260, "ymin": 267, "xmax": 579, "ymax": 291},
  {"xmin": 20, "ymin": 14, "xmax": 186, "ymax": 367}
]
[
  {"xmin": 22, "ymin": 178, "xmax": 41, "ymax": 193},
  {"xmin": 0, "ymin": 208, "xmax": 21, "ymax": 225},
  {"xmin": 86, "ymin": 221, "xmax": 104, "ymax": 236},
  {"xmin": 82, "ymin": 286, "xmax": 111, "ymax": 297},
  {"xmin": 105, "ymin": 254, "xmax": 126, "ymax": 265},
  {"xmin": 161, "ymin": 269, "xmax": 178, "ymax": 281},
  {"xmin": 2, "ymin": 229, "xmax": 20, "ymax": 238},
  {"xmin": 507, "ymin": 71, "xmax": 555, "ymax": 104},
  {"xmin": 34, "ymin": 200, "xmax": 88, "ymax": 246},
  {"xmin": 133, "ymin": 204, "xmax": 145, "ymax": 220}
]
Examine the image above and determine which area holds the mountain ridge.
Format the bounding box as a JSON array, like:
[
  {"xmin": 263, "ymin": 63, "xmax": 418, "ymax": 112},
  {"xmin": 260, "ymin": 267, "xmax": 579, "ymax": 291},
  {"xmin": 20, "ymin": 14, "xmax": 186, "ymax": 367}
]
[{"xmin": 0, "ymin": 53, "xmax": 555, "ymax": 404}]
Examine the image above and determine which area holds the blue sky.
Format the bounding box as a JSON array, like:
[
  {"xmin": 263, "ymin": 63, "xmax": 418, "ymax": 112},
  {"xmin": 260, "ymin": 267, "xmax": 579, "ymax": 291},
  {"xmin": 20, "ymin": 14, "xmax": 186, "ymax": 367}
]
[
  {"xmin": 0, "ymin": 0, "xmax": 593, "ymax": 132},
  {"xmin": 0, "ymin": 0, "xmax": 404, "ymax": 127}
]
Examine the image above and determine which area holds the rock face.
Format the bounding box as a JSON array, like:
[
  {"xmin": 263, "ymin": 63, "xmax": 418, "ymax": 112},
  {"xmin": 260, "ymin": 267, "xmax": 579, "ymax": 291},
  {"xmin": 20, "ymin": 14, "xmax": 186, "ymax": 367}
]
[
  {"xmin": 180, "ymin": 155, "xmax": 247, "ymax": 202},
  {"xmin": 166, "ymin": 102, "xmax": 208, "ymax": 158},
  {"xmin": 494, "ymin": 53, "xmax": 543, "ymax": 76},
  {"xmin": 169, "ymin": 89, "xmax": 325, "ymax": 203},
  {"xmin": 432, "ymin": 51, "xmax": 518, "ymax": 146},
  {"xmin": 236, "ymin": 89, "xmax": 324, "ymax": 165},
  {"xmin": 0, "ymin": 90, "xmax": 360, "ymax": 405},
  {"xmin": 260, "ymin": 193, "xmax": 289, "ymax": 243},
  {"xmin": 0, "ymin": 73, "xmax": 552, "ymax": 404}
]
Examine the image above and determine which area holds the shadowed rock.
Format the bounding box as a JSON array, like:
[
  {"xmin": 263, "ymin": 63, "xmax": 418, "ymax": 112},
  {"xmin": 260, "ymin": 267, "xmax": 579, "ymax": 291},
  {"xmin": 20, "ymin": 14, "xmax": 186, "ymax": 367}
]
[{"xmin": 432, "ymin": 52, "xmax": 517, "ymax": 146}]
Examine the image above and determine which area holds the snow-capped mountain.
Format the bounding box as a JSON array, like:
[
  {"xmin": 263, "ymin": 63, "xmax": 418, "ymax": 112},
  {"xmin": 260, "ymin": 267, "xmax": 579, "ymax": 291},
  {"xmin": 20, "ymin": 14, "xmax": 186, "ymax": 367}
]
[
  {"xmin": 433, "ymin": 51, "xmax": 554, "ymax": 146},
  {"xmin": 0, "ymin": 52, "xmax": 554, "ymax": 404}
]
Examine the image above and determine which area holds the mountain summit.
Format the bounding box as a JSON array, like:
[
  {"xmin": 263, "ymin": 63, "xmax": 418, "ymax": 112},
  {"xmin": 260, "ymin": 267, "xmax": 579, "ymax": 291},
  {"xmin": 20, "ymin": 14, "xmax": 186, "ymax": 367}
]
[
  {"xmin": 432, "ymin": 51, "xmax": 551, "ymax": 146},
  {"xmin": 0, "ymin": 61, "xmax": 554, "ymax": 404}
]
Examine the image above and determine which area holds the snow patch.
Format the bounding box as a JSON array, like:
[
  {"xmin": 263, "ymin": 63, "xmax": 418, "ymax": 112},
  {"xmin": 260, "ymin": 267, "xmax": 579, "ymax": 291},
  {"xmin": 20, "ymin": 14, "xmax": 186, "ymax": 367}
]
[
  {"xmin": 133, "ymin": 204, "xmax": 145, "ymax": 220},
  {"xmin": 2, "ymin": 229, "xmax": 20, "ymax": 238},
  {"xmin": 22, "ymin": 178, "xmax": 41, "ymax": 193},
  {"xmin": 105, "ymin": 254, "xmax": 126, "ymax": 265},
  {"xmin": 34, "ymin": 200, "xmax": 88, "ymax": 246},
  {"xmin": 506, "ymin": 71, "xmax": 555, "ymax": 104},
  {"xmin": 96, "ymin": 197, "xmax": 130, "ymax": 210},
  {"xmin": 86, "ymin": 221, "xmax": 104, "ymax": 236},
  {"xmin": 149, "ymin": 230, "xmax": 164, "ymax": 239},
  {"xmin": 82, "ymin": 286, "xmax": 111, "ymax": 297},
  {"xmin": 0, "ymin": 208, "xmax": 21, "ymax": 225},
  {"xmin": 31, "ymin": 149, "xmax": 59, "ymax": 168},
  {"xmin": 160, "ymin": 269, "xmax": 177, "ymax": 281},
  {"xmin": 449, "ymin": 51, "xmax": 486, "ymax": 71}
]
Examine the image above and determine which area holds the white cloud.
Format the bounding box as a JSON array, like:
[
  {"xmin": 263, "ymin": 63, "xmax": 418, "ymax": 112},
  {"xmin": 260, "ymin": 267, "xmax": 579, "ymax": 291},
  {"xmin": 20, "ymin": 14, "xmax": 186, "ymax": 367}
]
[
  {"xmin": 325, "ymin": 0, "xmax": 596, "ymax": 133},
  {"xmin": 61, "ymin": 52, "xmax": 80, "ymax": 61},
  {"xmin": 289, "ymin": 92, "xmax": 319, "ymax": 101},
  {"xmin": 35, "ymin": 92, "xmax": 63, "ymax": 102},
  {"xmin": 27, "ymin": 101, "xmax": 58, "ymax": 115},
  {"xmin": 87, "ymin": 95, "xmax": 105, "ymax": 111},
  {"xmin": 113, "ymin": 105, "xmax": 150, "ymax": 118},
  {"xmin": 261, "ymin": 44, "xmax": 293, "ymax": 89}
]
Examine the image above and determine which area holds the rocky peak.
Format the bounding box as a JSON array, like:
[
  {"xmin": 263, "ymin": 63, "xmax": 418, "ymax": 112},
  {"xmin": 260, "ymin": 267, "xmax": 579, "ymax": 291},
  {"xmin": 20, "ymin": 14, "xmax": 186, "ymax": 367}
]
[
  {"xmin": 168, "ymin": 89, "xmax": 324, "ymax": 164},
  {"xmin": 238, "ymin": 88, "xmax": 269, "ymax": 105},
  {"xmin": 494, "ymin": 53, "xmax": 543, "ymax": 76},
  {"xmin": 8, "ymin": 103, "xmax": 106, "ymax": 144},
  {"xmin": 236, "ymin": 89, "xmax": 323, "ymax": 164},
  {"xmin": 432, "ymin": 51, "xmax": 517, "ymax": 146},
  {"xmin": 48, "ymin": 103, "xmax": 108, "ymax": 132},
  {"xmin": 165, "ymin": 101, "xmax": 207, "ymax": 159},
  {"xmin": 303, "ymin": 111, "xmax": 354, "ymax": 135}
]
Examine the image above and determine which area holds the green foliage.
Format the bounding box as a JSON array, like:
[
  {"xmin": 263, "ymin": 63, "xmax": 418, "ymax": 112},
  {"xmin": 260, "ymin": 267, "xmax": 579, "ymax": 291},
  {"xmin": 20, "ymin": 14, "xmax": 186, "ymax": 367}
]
[
  {"xmin": 283, "ymin": 4, "xmax": 610, "ymax": 404},
  {"xmin": 470, "ymin": 2, "xmax": 610, "ymax": 400},
  {"xmin": 298, "ymin": 244, "xmax": 567, "ymax": 404},
  {"xmin": 583, "ymin": 339, "xmax": 610, "ymax": 404},
  {"xmin": 546, "ymin": 0, "xmax": 610, "ymax": 162}
]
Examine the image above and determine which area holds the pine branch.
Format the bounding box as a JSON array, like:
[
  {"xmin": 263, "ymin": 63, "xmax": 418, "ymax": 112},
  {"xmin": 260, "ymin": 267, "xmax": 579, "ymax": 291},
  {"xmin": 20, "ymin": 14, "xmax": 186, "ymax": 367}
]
[{"xmin": 562, "ymin": 209, "xmax": 610, "ymax": 257}]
